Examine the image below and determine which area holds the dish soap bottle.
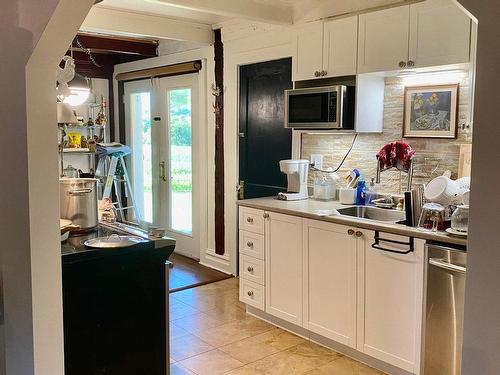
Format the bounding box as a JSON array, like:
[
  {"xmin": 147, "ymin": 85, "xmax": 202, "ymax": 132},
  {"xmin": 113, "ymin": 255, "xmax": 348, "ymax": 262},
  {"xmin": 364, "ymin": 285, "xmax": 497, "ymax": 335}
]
[
  {"xmin": 365, "ymin": 178, "xmax": 377, "ymax": 206},
  {"xmin": 356, "ymin": 178, "xmax": 366, "ymax": 205}
]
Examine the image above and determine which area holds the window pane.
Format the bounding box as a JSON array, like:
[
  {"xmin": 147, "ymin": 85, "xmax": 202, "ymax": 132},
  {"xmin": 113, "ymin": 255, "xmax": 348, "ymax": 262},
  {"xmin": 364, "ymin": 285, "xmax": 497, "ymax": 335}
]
[
  {"xmin": 131, "ymin": 92, "xmax": 152, "ymax": 223},
  {"xmin": 169, "ymin": 88, "xmax": 192, "ymax": 234}
]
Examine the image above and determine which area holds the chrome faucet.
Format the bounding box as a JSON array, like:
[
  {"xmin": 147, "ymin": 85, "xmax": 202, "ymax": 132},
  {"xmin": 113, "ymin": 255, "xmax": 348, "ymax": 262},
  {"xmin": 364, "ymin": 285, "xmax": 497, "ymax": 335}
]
[{"xmin": 376, "ymin": 157, "xmax": 414, "ymax": 192}]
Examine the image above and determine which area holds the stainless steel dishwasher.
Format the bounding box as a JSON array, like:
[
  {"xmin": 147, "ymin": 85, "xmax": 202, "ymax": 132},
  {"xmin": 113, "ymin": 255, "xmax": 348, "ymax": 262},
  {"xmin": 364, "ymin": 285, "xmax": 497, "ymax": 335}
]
[{"xmin": 422, "ymin": 242, "xmax": 467, "ymax": 375}]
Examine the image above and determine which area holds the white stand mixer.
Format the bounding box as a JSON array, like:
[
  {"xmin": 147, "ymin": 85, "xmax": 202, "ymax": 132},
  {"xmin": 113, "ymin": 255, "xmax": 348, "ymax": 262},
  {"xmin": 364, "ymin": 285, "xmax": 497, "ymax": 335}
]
[{"xmin": 278, "ymin": 160, "xmax": 309, "ymax": 201}]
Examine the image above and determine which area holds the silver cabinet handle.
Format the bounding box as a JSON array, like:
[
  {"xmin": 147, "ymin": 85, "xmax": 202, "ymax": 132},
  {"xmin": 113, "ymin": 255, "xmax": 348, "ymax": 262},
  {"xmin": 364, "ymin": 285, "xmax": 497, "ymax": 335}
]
[
  {"xmin": 247, "ymin": 266, "xmax": 254, "ymax": 273},
  {"xmin": 68, "ymin": 188, "xmax": 93, "ymax": 195},
  {"xmin": 355, "ymin": 231, "xmax": 363, "ymax": 238},
  {"xmin": 398, "ymin": 61, "xmax": 407, "ymax": 68},
  {"xmin": 407, "ymin": 60, "xmax": 415, "ymax": 67},
  {"xmin": 429, "ymin": 258, "xmax": 466, "ymax": 273},
  {"xmin": 247, "ymin": 290, "xmax": 254, "ymax": 297},
  {"xmin": 348, "ymin": 229, "xmax": 355, "ymax": 235},
  {"xmin": 246, "ymin": 217, "xmax": 254, "ymax": 223},
  {"xmin": 263, "ymin": 213, "xmax": 269, "ymax": 219},
  {"xmin": 246, "ymin": 241, "xmax": 254, "ymax": 248}
]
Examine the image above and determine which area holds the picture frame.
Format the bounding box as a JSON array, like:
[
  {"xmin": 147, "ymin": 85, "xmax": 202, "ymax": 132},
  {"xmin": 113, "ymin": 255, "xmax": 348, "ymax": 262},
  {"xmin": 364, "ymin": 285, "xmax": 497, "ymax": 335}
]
[{"xmin": 403, "ymin": 83, "xmax": 459, "ymax": 139}]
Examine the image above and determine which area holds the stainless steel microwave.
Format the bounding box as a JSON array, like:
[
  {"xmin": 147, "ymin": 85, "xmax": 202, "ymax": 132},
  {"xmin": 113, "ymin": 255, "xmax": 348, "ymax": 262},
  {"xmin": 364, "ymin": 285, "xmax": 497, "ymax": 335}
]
[{"xmin": 284, "ymin": 85, "xmax": 355, "ymax": 130}]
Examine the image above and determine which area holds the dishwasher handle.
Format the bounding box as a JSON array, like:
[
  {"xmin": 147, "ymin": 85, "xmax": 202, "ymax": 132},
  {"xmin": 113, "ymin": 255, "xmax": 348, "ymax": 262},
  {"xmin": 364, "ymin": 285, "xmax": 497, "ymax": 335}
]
[{"xmin": 429, "ymin": 257, "xmax": 466, "ymax": 274}]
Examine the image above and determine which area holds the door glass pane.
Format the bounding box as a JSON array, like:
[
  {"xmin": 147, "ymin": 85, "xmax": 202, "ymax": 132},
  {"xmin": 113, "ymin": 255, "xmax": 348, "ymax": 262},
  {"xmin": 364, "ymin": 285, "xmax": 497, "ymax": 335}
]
[
  {"xmin": 130, "ymin": 92, "xmax": 153, "ymax": 223},
  {"xmin": 169, "ymin": 88, "xmax": 192, "ymax": 234}
]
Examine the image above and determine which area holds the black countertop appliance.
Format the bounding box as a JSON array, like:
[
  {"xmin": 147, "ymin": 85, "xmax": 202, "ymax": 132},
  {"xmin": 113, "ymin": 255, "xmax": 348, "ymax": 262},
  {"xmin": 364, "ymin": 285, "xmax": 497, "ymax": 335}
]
[{"xmin": 62, "ymin": 224, "xmax": 175, "ymax": 375}]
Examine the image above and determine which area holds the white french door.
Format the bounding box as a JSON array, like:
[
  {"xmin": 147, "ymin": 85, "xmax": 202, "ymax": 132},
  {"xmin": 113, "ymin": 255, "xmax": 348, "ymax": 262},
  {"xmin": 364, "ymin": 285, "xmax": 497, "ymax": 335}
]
[
  {"xmin": 124, "ymin": 80, "xmax": 155, "ymax": 224},
  {"xmin": 157, "ymin": 74, "xmax": 199, "ymax": 257},
  {"xmin": 124, "ymin": 74, "xmax": 200, "ymax": 258}
]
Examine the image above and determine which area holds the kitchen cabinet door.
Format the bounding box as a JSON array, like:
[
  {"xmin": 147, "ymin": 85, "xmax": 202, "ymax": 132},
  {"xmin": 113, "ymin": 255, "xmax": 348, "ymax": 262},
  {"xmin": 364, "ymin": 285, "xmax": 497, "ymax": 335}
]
[
  {"xmin": 358, "ymin": 6, "xmax": 410, "ymax": 73},
  {"xmin": 265, "ymin": 211, "xmax": 303, "ymax": 325},
  {"xmin": 323, "ymin": 16, "xmax": 358, "ymax": 77},
  {"xmin": 293, "ymin": 21, "xmax": 324, "ymax": 81},
  {"xmin": 303, "ymin": 220, "xmax": 357, "ymax": 347},
  {"xmin": 357, "ymin": 230, "xmax": 424, "ymax": 373},
  {"xmin": 409, "ymin": 0, "xmax": 471, "ymax": 68}
]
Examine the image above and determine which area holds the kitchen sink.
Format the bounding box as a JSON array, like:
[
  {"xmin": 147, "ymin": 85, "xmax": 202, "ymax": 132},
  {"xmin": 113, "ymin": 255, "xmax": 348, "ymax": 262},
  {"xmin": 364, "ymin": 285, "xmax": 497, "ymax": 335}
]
[{"xmin": 336, "ymin": 206, "xmax": 406, "ymax": 223}]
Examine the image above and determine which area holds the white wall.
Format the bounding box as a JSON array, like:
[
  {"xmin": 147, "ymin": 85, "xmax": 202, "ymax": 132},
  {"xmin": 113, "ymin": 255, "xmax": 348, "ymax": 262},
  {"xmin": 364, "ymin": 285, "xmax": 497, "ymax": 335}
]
[
  {"xmin": 1, "ymin": 1, "xmax": 94, "ymax": 375},
  {"xmin": 454, "ymin": 1, "xmax": 500, "ymax": 374},
  {"xmin": 221, "ymin": 20, "xmax": 295, "ymax": 276}
]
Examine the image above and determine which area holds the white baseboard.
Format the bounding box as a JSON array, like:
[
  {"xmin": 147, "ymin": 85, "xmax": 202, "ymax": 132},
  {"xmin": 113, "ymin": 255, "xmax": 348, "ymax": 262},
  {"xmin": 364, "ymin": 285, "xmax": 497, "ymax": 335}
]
[{"xmin": 199, "ymin": 248, "xmax": 234, "ymax": 275}]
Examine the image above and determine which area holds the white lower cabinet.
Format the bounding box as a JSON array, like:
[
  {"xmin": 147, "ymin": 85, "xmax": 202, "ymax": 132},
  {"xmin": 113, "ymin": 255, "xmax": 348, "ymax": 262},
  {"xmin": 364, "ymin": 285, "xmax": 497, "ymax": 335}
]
[
  {"xmin": 357, "ymin": 230, "xmax": 424, "ymax": 374},
  {"xmin": 303, "ymin": 219, "xmax": 358, "ymax": 348},
  {"xmin": 238, "ymin": 208, "xmax": 424, "ymax": 374},
  {"xmin": 265, "ymin": 211, "xmax": 303, "ymax": 326}
]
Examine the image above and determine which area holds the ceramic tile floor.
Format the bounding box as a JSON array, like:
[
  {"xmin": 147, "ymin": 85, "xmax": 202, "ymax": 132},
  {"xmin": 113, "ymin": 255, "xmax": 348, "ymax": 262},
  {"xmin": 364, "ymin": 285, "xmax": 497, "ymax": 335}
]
[{"xmin": 169, "ymin": 277, "xmax": 385, "ymax": 375}]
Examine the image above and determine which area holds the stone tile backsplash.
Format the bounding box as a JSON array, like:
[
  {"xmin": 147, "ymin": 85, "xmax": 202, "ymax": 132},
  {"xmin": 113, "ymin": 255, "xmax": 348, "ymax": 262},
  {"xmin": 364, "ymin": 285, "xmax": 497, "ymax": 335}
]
[{"xmin": 301, "ymin": 74, "xmax": 473, "ymax": 194}]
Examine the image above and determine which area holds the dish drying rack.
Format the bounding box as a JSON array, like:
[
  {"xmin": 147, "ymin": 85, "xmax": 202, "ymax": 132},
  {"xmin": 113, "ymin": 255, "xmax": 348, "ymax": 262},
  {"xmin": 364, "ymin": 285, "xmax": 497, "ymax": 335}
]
[{"xmin": 376, "ymin": 157, "xmax": 414, "ymax": 192}]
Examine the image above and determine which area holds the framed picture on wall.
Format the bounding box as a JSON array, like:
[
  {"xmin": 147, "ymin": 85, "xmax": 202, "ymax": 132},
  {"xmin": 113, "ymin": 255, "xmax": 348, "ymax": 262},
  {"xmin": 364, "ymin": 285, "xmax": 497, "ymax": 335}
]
[{"xmin": 403, "ymin": 84, "xmax": 459, "ymax": 138}]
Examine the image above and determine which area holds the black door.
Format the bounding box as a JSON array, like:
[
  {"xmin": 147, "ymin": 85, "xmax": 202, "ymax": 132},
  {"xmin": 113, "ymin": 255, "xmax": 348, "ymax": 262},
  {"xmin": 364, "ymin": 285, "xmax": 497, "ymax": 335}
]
[{"xmin": 239, "ymin": 58, "xmax": 293, "ymax": 199}]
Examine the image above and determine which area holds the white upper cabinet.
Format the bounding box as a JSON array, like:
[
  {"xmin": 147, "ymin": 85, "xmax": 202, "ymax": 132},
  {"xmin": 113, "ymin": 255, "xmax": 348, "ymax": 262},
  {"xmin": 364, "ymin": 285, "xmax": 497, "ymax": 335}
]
[
  {"xmin": 265, "ymin": 211, "xmax": 303, "ymax": 325},
  {"xmin": 358, "ymin": 1, "xmax": 471, "ymax": 74},
  {"xmin": 358, "ymin": 6, "xmax": 410, "ymax": 74},
  {"xmin": 294, "ymin": 16, "xmax": 358, "ymax": 81},
  {"xmin": 303, "ymin": 220, "xmax": 358, "ymax": 348},
  {"xmin": 322, "ymin": 16, "xmax": 358, "ymax": 78},
  {"xmin": 294, "ymin": 21, "xmax": 324, "ymax": 81},
  {"xmin": 357, "ymin": 230, "xmax": 425, "ymax": 373},
  {"xmin": 408, "ymin": 0, "xmax": 471, "ymax": 68}
]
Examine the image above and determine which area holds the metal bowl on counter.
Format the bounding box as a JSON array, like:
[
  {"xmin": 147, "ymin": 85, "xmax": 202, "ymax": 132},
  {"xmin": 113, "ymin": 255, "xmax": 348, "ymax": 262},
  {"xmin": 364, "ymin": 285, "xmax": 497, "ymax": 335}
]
[{"xmin": 60, "ymin": 178, "xmax": 98, "ymax": 232}]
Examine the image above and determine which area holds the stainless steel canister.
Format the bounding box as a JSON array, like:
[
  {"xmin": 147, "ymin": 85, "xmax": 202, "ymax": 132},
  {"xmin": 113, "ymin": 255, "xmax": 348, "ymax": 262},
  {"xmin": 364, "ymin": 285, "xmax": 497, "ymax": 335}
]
[{"xmin": 60, "ymin": 178, "xmax": 98, "ymax": 232}]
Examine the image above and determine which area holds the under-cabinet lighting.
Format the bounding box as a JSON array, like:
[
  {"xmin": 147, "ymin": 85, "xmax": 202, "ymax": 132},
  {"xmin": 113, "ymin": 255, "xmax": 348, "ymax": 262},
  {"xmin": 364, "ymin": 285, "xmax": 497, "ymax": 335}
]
[{"xmin": 399, "ymin": 69, "xmax": 466, "ymax": 86}]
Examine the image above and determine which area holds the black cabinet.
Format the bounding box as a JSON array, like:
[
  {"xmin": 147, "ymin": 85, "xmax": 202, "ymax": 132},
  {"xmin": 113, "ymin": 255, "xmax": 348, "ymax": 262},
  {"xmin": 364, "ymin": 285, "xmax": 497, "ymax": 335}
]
[{"xmin": 62, "ymin": 244, "xmax": 172, "ymax": 375}]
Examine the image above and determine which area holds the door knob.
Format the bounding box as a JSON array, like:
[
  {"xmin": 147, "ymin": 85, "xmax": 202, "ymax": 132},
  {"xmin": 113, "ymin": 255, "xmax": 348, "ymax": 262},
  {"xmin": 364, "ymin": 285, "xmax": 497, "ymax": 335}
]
[
  {"xmin": 263, "ymin": 213, "xmax": 269, "ymax": 219},
  {"xmin": 407, "ymin": 60, "xmax": 415, "ymax": 67},
  {"xmin": 398, "ymin": 61, "xmax": 407, "ymax": 68},
  {"xmin": 246, "ymin": 217, "xmax": 254, "ymax": 223},
  {"xmin": 246, "ymin": 241, "xmax": 254, "ymax": 248},
  {"xmin": 247, "ymin": 266, "xmax": 254, "ymax": 273},
  {"xmin": 247, "ymin": 291, "xmax": 254, "ymax": 297},
  {"xmin": 348, "ymin": 229, "xmax": 355, "ymax": 235},
  {"xmin": 355, "ymin": 231, "xmax": 363, "ymax": 237},
  {"xmin": 321, "ymin": 70, "xmax": 327, "ymax": 76},
  {"xmin": 314, "ymin": 71, "xmax": 321, "ymax": 77}
]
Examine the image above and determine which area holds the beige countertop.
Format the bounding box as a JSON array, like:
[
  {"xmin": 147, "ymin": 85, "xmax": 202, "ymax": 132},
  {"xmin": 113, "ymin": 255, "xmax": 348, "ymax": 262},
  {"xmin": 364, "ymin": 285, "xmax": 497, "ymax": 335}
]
[{"xmin": 237, "ymin": 197, "xmax": 467, "ymax": 247}]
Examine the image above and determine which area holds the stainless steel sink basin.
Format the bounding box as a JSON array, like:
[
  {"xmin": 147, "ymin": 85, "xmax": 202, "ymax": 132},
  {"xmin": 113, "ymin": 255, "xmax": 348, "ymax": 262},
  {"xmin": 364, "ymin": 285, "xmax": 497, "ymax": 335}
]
[{"xmin": 337, "ymin": 206, "xmax": 406, "ymax": 223}]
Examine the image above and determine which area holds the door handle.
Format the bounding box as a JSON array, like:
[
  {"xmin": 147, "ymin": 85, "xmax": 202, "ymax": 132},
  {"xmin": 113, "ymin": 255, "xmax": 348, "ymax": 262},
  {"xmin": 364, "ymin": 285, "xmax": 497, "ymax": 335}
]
[
  {"xmin": 429, "ymin": 258, "xmax": 466, "ymax": 274},
  {"xmin": 159, "ymin": 161, "xmax": 167, "ymax": 182}
]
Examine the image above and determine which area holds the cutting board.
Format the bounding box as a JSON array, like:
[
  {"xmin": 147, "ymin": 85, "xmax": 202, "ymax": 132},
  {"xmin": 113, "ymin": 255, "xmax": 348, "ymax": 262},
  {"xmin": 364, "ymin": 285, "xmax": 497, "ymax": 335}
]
[{"xmin": 458, "ymin": 144, "xmax": 472, "ymax": 178}]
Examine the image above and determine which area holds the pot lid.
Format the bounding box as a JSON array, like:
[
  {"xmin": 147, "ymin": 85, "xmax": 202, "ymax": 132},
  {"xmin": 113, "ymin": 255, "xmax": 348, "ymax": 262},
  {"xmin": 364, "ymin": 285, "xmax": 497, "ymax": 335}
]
[{"xmin": 84, "ymin": 234, "xmax": 145, "ymax": 249}]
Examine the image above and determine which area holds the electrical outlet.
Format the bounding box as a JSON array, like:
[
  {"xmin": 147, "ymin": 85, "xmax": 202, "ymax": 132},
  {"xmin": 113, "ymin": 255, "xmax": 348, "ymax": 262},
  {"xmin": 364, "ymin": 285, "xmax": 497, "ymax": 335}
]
[{"xmin": 310, "ymin": 154, "xmax": 323, "ymax": 170}]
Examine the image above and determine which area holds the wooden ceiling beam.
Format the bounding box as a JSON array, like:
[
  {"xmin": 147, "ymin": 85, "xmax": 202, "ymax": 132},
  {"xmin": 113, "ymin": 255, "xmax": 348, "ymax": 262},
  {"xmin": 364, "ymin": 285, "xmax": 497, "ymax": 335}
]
[
  {"xmin": 72, "ymin": 34, "xmax": 158, "ymax": 56},
  {"xmin": 81, "ymin": 6, "xmax": 214, "ymax": 44},
  {"xmin": 151, "ymin": 0, "xmax": 294, "ymax": 25}
]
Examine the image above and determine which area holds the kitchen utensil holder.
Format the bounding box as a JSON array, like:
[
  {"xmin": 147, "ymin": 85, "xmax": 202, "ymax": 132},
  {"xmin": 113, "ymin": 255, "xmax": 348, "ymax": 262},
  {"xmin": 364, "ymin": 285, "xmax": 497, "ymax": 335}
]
[{"xmin": 371, "ymin": 231, "xmax": 414, "ymax": 254}]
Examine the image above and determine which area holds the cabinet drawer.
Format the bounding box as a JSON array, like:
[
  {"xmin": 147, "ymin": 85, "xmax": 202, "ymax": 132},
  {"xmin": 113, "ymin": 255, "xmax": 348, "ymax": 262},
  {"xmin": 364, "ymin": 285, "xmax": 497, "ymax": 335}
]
[
  {"xmin": 240, "ymin": 279, "xmax": 265, "ymax": 310},
  {"xmin": 239, "ymin": 231, "xmax": 265, "ymax": 260},
  {"xmin": 240, "ymin": 255, "xmax": 264, "ymax": 285},
  {"xmin": 239, "ymin": 207, "xmax": 265, "ymax": 234}
]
